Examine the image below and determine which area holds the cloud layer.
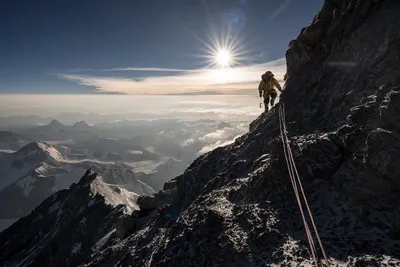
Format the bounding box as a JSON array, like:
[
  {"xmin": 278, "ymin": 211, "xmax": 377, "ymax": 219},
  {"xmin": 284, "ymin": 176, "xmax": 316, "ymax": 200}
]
[
  {"xmin": 198, "ymin": 125, "xmax": 246, "ymax": 154},
  {"xmin": 59, "ymin": 58, "xmax": 286, "ymax": 95}
]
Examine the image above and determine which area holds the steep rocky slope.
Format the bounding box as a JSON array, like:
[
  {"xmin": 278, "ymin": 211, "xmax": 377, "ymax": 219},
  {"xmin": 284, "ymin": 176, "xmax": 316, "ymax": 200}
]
[
  {"xmin": 0, "ymin": 169, "xmax": 137, "ymax": 267},
  {"xmin": 82, "ymin": 1, "xmax": 400, "ymax": 266},
  {"xmin": 1, "ymin": 0, "xmax": 400, "ymax": 266}
]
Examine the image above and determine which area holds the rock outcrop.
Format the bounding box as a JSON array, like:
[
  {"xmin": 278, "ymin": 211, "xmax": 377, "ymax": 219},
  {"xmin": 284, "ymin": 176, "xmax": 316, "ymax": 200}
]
[
  {"xmin": 1, "ymin": 0, "xmax": 400, "ymax": 266},
  {"xmin": 0, "ymin": 169, "xmax": 136, "ymax": 267}
]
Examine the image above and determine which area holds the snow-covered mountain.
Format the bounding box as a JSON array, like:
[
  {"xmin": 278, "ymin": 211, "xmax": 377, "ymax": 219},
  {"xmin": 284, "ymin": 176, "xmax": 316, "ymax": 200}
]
[
  {"xmin": 90, "ymin": 164, "xmax": 155, "ymax": 196},
  {"xmin": 0, "ymin": 141, "xmax": 63, "ymax": 191},
  {"xmin": 0, "ymin": 163, "xmax": 86, "ymax": 219},
  {"xmin": 0, "ymin": 169, "xmax": 137, "ymax": 267},
  {"xmin": 0, "ymin": 141, "xmax": 155, "ymax": 229}
]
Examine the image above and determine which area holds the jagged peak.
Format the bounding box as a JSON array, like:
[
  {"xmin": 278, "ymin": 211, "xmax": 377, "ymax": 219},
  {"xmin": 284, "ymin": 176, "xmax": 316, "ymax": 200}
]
[
  {"xmin": 15, "ymin": 141, "xmax": 63, "ymax": 161},
  {"xmin": 75, "ymin": 168, "xmax": 139, "ymax": 212},
  {"xmin": 77, "ymin": 168, "xmax": 98, "ymax": 185}
]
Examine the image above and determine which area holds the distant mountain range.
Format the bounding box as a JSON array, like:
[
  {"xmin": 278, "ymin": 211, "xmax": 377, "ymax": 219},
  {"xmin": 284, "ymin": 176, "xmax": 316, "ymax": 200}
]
[
  {"xmin": 0, "ymin": 118, "xmax": 247, "ymax": 233},
  {"xmin": 0, "ymin": 141, "xmax": 155, "ymax": 232}
]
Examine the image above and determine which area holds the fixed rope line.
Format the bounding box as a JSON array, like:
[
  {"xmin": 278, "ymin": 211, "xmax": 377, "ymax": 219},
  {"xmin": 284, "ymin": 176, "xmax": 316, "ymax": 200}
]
[
  {"xmin": 278, "ymin": 106, "xmax": 319, "ymax": 266},
  {"xmin": 280, "ymin": 103, "xmax": 330, "ymax": 266},
  {"xmin": 279, "ymin": 105, "xmax": 319, "ymax": 265},
  {"xmin": 282, "ymin": 119, "xmax": 319, "ymax": 265},
  {"xmin": 284, "ymin": 130, "xmax": 330, "ymax": 266},
  {"xmin": 279, "ymin": 104, "xmax": 330, "ymax": 267}
]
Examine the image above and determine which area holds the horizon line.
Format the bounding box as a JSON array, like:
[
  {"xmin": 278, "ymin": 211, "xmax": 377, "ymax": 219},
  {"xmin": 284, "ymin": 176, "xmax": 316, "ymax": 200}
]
[{"xmin": 0, "ymin": 93, "xmax": 258, "ymax": 96}]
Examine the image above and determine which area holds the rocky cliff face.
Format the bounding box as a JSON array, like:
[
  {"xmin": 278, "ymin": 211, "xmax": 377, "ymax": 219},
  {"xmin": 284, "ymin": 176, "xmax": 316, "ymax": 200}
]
[
  {"xmin": 1, "ymin": 0, "xmax": 400, "ymax": 266},
  {"xmin": 84, "ymin": 1, "xmax": 398, "ymax": 266}
]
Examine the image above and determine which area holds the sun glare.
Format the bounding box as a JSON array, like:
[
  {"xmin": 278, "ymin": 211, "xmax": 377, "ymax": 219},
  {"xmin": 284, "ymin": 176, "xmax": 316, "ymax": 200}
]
[
  {"xmin": 215, "ymin": 50, "xmax": 232, "ymax": 67},
  {"xmin": 196, "ymin": 28, "xmax": 248, "ymax": 70}
]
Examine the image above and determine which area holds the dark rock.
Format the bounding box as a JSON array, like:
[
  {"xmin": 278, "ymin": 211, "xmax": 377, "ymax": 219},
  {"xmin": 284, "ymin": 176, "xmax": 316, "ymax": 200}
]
[
  {"xmin": 137, "ymin": 190, "xmax": 172, "ymax": 211},
  {"xmin": 116, "ymin": 215, "xmax": 135, "ymax": 239},
  {"xmin": 163, "ymin": 179, "xmax": 177, "ymax": 191},
  {"xmin": 0, "ymin": 169, "xmax": 133, "ymax": 267},
  {"xmin": 366, "ymin": 128, "xmax": 400, "ymax": 182},
  {"xmin": 3, "ymin": 1, "xmax": 400, "ymax": 267}
]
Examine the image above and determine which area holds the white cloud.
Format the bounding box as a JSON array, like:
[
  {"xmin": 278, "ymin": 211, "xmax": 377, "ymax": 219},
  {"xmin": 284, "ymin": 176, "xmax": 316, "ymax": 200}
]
[
  {"xmin": 199, "ymin": 138, "xmax": 238, "ymax": 154},
  {"xmin": 200, "ymin": 129, "xmax": 233, "ymax": 143},
  {"xmin": 182, "ymin": 138, "xmax": 196, "ymax": 147},
  {"xmin": 197, "ymin": 124, "xmax": 248, "ymax": 154},
  {"xmin": 59, "ymin": 58, "xmax": 286, "ymax": 95},
  {"xmin": 177, "ymin": 122, "xmax": 249, "ymax": 155}
]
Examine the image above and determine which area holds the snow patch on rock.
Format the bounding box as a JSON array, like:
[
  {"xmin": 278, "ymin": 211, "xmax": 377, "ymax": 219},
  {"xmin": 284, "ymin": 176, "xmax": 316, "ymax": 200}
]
[
  {"xmin": 37, "ymin": 142, "xmax": 64, "ymax": 161},
  {"xmin": 89, "ymin": 176, "xmax": 139, "ymax": 213}
]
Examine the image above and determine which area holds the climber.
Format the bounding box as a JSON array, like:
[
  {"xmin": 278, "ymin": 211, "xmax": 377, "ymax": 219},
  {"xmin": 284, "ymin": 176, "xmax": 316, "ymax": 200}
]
[{"xmin": 258, "ymin": 71, "xmax": 282, "ymax": 112}]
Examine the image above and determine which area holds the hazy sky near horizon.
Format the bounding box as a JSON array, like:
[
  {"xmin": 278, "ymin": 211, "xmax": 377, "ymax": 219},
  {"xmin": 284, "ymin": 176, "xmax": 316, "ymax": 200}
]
[
  {"xmin": 1, "ymin": 0, "xmax": 323, "ymax": 95},
  {"xmin": 0, "ymin": 94, "xmax": 266, "ymax": 123}
]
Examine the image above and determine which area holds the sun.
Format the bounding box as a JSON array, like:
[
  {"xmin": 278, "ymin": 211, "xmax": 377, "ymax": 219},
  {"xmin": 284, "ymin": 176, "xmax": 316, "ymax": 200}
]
[
  {"xmin": 195, "ymin": 27, "xmax": 250, "ymax": 69},
  {"xmin": 215, "ymin": 50, "xmax": 232, "ymax": 67}
]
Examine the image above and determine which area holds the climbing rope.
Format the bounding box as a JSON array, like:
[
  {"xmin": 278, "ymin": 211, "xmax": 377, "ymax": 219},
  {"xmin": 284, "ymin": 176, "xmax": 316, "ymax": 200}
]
[{"xmin": 278, "ymin": 103, "xmax": 330, "ymax": 267}]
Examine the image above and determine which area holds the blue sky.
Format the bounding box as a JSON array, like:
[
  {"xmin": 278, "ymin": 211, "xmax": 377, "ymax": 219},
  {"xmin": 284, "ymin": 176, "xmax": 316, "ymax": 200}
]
[{"xmin": 0, "ymin": 0, "xmax": 323, "ymax": 94}]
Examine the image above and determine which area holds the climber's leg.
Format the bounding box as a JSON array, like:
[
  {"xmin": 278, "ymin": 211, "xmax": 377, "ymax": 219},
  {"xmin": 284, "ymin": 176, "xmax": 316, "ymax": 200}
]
[
  {"xmin": 264, "ymin": 96, "xmax": 269, "ymax": 112},
  {"xmin": 270, "ymin": 90, "xmax": 277, "ymax": 107}
]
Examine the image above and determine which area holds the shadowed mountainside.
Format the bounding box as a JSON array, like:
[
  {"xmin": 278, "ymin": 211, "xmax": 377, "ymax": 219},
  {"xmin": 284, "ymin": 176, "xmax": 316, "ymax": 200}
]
[{"xmin": 1, "ymin": 1, "xmax": 400, "ymax": 266}]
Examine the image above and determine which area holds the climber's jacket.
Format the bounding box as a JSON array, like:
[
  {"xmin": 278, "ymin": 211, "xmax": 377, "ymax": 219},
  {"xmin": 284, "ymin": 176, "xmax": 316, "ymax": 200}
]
[{"xmin": 258, "ymin": 74, "xmax": 282, "ymax": 98}]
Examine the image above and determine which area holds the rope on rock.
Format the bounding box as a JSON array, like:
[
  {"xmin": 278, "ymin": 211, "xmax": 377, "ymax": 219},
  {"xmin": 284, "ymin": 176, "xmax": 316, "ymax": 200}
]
[{"xmin": 278, "ymin": 103, "xmax": 330, "ymax": 267}]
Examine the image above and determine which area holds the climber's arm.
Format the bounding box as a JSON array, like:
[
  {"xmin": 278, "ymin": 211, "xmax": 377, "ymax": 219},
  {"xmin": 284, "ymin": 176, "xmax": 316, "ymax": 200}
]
[
  {"xmin": 258, "ymin": 81, "xmax": 264, "ymax": 97},
  {"xmin": 273, "ymin": 78, "xmax": 282, "ymax": 91}
]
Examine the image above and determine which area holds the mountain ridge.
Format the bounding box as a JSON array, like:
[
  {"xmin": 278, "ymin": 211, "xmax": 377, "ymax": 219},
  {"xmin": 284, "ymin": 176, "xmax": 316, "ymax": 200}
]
[
  {"xmin": 0, "ymin": 169, "xmax": 135, "ymax": 267},
  {"xmin": 1, "ymin": 0, "xmax": 400, "ymax": 266},
  {"xmin": 0, "ymin": 141, "xmax": 155, "ymax": 221}
]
